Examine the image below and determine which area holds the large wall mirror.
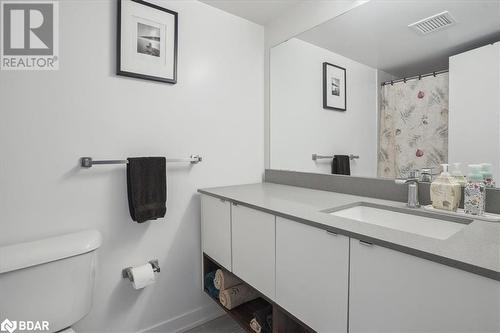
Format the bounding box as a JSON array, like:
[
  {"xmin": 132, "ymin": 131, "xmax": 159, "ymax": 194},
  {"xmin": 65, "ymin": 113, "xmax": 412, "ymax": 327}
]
[{"xmin": 270, "ymin": 0, "xmax": 500, "ymax": 185}]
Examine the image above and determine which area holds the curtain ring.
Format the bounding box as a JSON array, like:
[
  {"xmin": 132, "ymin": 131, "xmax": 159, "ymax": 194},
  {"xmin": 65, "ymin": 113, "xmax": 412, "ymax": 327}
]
[
  {"xmin": 391, "ymin": 80, "xmax": 394, "ymax": 86},
  {"xmin": 433, "ymin": 71, "xmax": 436, "ymax": 77},
  {"xmin": 403, "ymin": 78, "xmax": 407, "ymax": 83},
  {"xmin": 418, "ymin": 75, "xmax": 422, "ymax": 80}
]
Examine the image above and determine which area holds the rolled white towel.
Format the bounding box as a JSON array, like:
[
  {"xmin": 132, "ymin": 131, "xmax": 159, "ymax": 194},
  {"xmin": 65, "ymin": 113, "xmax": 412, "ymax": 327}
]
[
  {"xmin": 214, "ymin": 269, "xmax": 242, "ymax": 290},
  {"xmin": 219, "ymin": 284, "xmax": 258, "ymax": 310},
  {"xmin": 250, "ymin": 318, "xmax": 262, "ymax": 333}
]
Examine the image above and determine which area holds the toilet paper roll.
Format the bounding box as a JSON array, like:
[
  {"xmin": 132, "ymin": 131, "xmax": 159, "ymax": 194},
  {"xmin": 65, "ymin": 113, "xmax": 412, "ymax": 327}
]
[{"xmin": 130, "ymin": 263, "xmax": 156, "ymax": 289}]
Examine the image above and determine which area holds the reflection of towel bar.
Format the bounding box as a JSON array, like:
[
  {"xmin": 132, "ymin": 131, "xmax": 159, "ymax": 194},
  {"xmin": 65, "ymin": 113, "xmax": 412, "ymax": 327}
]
[
  {"xmin": 312, "ymin": 154, "xmax": 359, "ymax": 161},
  {"xmin": 81, "ymin": 155, "xmax": 202, "ymax": 168}
]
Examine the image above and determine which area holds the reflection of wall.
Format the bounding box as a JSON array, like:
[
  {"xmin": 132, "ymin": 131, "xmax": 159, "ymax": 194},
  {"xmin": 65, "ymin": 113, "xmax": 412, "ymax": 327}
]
[
  {"xmin": 265, "ymin": 1, "xmax": 368, "ymax": 48},
  {"xmin": 270, "ymin": 38, "xmax": 377, "ymax": 177},
  {"xmin": 449, "ymin": 42, "xmax": 500, "ymax": 182},
  {"xmin": 0, "ymin": 1, "xmax": 264, "ymax": 332},
  {"xmin": 264, "ymin": 1, "xmax": 369, "ymax": 168}
]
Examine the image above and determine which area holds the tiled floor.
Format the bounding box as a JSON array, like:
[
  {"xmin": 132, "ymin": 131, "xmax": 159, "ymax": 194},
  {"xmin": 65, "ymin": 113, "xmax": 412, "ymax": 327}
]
[{"xmin": 185, "ymin": 315, "xmax": 243, "ymax": 333}]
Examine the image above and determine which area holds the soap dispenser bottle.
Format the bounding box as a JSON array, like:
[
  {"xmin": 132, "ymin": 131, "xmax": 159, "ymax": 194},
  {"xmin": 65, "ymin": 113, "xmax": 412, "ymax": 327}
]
[
  {"xmin": 464, "ymin": 164, "xmax": 486, "ymax": 216},
  {"xmin": 430, "ymin": 164, "xmax": 462, "ymax": 212},
  {"xmin": 451, "ymin": 163, "xmax": 466, "ymax": 187}
]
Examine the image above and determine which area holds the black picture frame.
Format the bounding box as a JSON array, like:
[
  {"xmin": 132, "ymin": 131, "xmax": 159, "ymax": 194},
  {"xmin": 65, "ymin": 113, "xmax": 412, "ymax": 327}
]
[
  {"xmin": 117, "ymin": 0, "xmax": 178, "ymax": 84},
  {"xmin": 323, "ymin": 62, "xmax": 346, "ymax": 111}
]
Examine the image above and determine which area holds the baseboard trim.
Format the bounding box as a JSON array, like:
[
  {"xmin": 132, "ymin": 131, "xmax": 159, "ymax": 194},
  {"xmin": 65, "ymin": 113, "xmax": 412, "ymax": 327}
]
[{"xmin": 139, "ymin": 303, "xmax": 224, "ymax": 333}]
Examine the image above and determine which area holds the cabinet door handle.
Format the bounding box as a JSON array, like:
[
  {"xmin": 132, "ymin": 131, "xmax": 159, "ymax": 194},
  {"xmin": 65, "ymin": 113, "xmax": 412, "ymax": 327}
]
[
  {"xmin": 326, "ymin": 230, "xmax": 338, "ymax": 236},
  {"xmin": 359, "ymin": 240, "xmax": 373, "ymax": 247}
]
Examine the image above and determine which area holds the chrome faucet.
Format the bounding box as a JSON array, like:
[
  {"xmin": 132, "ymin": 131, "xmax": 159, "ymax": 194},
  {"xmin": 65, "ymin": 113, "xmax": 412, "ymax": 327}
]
[{"xmin": 395, "ymin": 170, "xmax": 420, "ymax": 208}]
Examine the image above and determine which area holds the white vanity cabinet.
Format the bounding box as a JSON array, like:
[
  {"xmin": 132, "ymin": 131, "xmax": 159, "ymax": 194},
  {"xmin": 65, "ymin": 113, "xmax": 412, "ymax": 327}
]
[
  {"xmin": 201, "ymin": 192, "xmax": 500, "ymax": 333},
  {"xmin": 201, "ymin": 195, "xmax": 232, "ymax": 271},
  {"xmin": 349, "ymin": 238, "xmax": 500, "ymax": 333},
  {"xmin": 276, "ymin": 217, "xmax": 349, "ymax": 333},
  {"xmin": 231, "ymin": 203, "xmax": 276, "ymax": 300}
]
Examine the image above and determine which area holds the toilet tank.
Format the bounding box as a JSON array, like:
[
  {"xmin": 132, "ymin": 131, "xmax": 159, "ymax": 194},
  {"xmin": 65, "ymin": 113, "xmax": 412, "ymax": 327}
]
[{"xmin": 0, "ymin": 230, "xmax": 102, "ymax": 333}]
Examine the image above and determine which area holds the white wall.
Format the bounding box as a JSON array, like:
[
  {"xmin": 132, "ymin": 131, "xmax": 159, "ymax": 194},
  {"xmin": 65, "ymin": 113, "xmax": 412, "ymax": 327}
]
[
  {"xmin": 449, "ymin": 42, "xmax": 500, "ymax": 182},
  {"xmin": 270, "ymin": 38, "xmax": 377, "ymax": 177},
  {"xmin": 0, "ymin": 1, "xmax": 264, "ymax": 332}
]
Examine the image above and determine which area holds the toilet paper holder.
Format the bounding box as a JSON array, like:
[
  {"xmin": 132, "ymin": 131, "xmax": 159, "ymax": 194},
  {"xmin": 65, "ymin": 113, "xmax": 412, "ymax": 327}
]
[{"xmin": 122, "ymin": 260, "xmax": 160, "ymax": 282}]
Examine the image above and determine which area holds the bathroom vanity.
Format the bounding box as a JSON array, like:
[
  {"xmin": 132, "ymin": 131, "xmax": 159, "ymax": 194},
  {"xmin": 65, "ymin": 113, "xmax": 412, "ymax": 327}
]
[
  {"xmin": 200, "ymin": 2, "xmax": 500, "ymax": 332},
  {"xmin": 199, "ymin": 181, "xmax": 500, "ymax": 333}
]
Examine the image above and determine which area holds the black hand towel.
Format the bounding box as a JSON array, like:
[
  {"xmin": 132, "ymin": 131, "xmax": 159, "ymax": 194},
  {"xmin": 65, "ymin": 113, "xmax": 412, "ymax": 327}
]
[
  {"xmin": 127, "ymin": 157, "xmax": 166, "ymax": 223},
  {"xmin": 332, "ymin": 155, "xmax": 351, "ymax": 175}
]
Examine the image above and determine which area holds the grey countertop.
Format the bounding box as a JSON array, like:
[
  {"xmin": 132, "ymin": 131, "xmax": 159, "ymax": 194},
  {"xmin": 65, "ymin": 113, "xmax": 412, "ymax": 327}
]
[{"xmin": 199, "ymin": 182, "xmax": 500, "ymax": 281}]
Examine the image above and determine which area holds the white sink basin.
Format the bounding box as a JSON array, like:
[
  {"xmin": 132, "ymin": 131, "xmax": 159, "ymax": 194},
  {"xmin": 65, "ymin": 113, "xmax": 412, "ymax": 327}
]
[{"xmin": 328, "ymin": 203, "xmax": 471, "ymax": 240}]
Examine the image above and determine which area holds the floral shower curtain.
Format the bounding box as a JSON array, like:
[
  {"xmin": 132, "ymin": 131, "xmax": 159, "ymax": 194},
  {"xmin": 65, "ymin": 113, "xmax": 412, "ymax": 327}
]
[{"xmin": 378, "ymin": 73, "xmax": 449, "ymax": 178}]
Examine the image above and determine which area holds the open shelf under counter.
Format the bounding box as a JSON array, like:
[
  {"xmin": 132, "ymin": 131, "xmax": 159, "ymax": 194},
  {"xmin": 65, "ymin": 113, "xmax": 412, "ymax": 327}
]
[{"xmin": 203, "ymin": 253, "xmax": 314, "ymax": 333}]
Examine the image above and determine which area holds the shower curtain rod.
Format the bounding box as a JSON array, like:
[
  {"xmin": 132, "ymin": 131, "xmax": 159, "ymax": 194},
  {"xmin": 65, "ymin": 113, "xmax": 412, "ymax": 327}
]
[{"xmin": 381, "ymin": 69, "xmax": 449, "ymax": 86}]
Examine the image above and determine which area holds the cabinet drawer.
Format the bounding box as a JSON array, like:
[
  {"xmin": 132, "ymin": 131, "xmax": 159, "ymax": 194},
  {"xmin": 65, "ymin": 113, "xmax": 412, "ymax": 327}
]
[
  {"xmin": 201, "ymin": 195, "xmax": 232, "ymax": 271},
  {"xmin": 276, "ymin": 218, "xmax": 349, "ymax": 333},
  {"xmin": 349, "ymin": 238, "xmax": 500, "ymax": 333},
  {"xmin": 232, "ymin": 204, "xmax": 275, "ymax": 299}
]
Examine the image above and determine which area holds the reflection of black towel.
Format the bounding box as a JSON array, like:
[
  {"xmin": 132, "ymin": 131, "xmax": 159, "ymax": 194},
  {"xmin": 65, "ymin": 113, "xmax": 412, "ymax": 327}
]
[
  {"xmin": 253, "ymin": 304, "xmax": 272, "ymax": 333},
  {"xmin": 127, "ymin": 157, "xmax": 166, "ymax": 223},
  {"xmin": 332, "ymin": 155, "xmax": 351, "ymax": 175}
]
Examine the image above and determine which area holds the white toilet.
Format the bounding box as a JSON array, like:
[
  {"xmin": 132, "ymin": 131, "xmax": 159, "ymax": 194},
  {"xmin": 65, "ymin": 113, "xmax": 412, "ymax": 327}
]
[{"xmin": 0, "ymin": 230, "xmax": 102, "ymax": 333}]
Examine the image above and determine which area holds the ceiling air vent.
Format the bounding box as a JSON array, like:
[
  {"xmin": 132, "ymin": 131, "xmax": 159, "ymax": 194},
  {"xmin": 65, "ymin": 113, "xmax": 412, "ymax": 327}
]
[{"xmin": 408, "ymin": 11, "xmax": 456, "ymax": 35}]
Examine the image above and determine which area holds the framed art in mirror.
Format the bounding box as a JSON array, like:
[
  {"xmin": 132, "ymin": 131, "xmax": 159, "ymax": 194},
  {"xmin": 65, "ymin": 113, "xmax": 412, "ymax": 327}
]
[
  {"xmin": 117, "ymin": 0, "xmax": 178, "ymax": 84},
  {"xmin": 323, "ymin": 62, "xmax": 346, "ymax": 111}
]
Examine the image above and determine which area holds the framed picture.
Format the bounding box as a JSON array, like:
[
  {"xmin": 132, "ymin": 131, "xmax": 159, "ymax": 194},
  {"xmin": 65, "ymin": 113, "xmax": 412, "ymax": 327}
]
[
  {"xmin": 117, "ymin": 0, "xmax": 178, "ymax": 84},
  {"xmin": 323, "ymin": 62, "xmax": 346, "ymax": 111}
]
